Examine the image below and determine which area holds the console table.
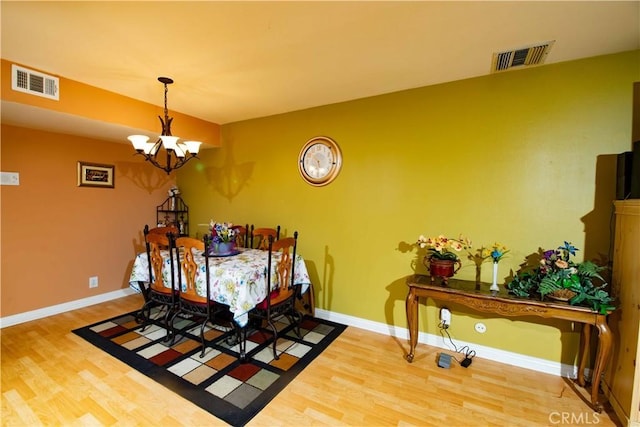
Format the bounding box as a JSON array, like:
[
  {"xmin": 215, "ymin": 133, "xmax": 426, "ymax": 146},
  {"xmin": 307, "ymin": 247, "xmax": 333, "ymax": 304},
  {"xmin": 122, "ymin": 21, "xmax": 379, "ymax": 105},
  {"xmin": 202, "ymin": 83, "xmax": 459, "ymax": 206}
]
[{"xmin": 405, "ymin": 274, "xmax": 612, "ymax": 412}]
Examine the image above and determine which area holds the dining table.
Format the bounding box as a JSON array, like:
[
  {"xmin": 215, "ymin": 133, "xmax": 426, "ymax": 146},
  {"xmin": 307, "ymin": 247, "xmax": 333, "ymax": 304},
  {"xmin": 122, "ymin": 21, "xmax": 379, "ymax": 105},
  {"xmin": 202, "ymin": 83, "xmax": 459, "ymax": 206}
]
[{"xmin": 128, "ymin": 247, "xmax": 311, "ymax": 329}]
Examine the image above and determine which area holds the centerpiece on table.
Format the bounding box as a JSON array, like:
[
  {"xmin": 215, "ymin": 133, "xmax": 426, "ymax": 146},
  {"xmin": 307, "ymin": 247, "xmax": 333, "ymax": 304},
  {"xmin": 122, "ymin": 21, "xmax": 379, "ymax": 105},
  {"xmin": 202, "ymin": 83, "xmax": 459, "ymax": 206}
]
[
  {"xmin": 505, "ymin": 241, "xmax": 614, "ymax": 313},
  {"xmin": 416, "ymin": 234, "xmax": 472, "ymax": 285},
  {"xmin": 207, "ymin": 220, "xmax": 237, "ymax": 256}
]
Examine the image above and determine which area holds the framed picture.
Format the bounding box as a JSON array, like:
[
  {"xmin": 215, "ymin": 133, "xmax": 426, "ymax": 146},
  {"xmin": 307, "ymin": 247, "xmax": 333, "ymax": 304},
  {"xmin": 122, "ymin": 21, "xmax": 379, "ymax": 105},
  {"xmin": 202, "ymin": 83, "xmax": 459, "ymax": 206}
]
[{"xmin": 77, "ymin": 161, "xmax": 115, "ymax": 188}]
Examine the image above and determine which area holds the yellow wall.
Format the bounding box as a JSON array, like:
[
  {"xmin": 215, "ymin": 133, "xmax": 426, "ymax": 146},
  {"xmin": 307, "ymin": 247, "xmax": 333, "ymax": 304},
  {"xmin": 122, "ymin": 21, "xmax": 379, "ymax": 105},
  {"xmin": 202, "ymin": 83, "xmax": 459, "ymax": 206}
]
[
  {"xmin": 1, "ymin": 51, "xmax": 637, "ymax": 365},
  {"xmin": 0, "ymin": 125, "xmax": 175, "ymax": 316},
  {"xmin": 178, "ymin": 50, "xmax": 640, "ymax": 364}
]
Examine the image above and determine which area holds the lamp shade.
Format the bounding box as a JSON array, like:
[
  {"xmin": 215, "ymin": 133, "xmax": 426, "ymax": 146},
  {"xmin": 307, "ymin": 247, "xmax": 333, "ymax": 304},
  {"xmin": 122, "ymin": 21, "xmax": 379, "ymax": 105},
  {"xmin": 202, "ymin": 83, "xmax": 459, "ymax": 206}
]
[
  {"xmin": 184, "ymin": 140, "xmax": 202, "ymax": 154},
  {"xmin": 128, "ymin": 135, "xmax": 150, "ymax": 151},
  {"xmin": 143, "ymin": 142, "xmax": 159, "ymax": 155},
  {"xmin": 174, "ymin": 144, "xmax": 186, "ymax": 158},
  {"xmin": 159, "ymin": 135, "xmax": 180, "ymax": 151}
]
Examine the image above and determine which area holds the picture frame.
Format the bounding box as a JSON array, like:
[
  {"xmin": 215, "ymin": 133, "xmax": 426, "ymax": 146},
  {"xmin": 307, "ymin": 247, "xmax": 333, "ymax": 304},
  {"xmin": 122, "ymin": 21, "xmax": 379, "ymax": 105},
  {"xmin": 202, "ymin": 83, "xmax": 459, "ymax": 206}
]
[{"xmin": 77, "ymin": 161, "xmax": 115, "ymax": 188}]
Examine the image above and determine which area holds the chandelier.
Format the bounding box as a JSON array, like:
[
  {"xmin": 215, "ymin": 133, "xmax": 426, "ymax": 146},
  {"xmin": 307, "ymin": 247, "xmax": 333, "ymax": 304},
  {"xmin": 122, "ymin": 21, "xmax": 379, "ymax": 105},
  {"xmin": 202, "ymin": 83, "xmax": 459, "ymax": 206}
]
[{"xmin": 128, "ymin": 77, "xmax": 202, "ymax": 175}]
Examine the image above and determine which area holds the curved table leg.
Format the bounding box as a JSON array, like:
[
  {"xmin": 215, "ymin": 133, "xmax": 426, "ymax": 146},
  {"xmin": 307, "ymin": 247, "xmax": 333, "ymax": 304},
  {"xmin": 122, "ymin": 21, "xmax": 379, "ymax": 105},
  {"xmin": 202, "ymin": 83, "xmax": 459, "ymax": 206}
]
[
  {"xmin": 590, "ymin": 317, "xmax": 612, "ymax": 413},
  {"xmin": 577, "ymin": 323, "xmax": 591, "ymax": 387},
  {"xmin": 405, "ymin": 289, "xmax": 419, "ymax": 362}
]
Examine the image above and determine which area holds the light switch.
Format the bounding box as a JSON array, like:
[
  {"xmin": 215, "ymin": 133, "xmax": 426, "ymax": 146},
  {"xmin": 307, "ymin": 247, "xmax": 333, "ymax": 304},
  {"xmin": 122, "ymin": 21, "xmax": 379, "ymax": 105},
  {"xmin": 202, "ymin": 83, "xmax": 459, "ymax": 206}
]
[{"xmin": 0, "ymin": 172, "xmax": 19, "ymax": 186}]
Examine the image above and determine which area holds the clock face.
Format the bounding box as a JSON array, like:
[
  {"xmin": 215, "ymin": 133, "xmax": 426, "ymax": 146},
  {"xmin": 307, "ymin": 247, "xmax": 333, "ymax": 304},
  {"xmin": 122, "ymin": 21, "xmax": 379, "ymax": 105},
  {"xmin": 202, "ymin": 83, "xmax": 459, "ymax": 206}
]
[{"xmin": 298, "ymin": 136, "xmax": 342, "ymax": 186}]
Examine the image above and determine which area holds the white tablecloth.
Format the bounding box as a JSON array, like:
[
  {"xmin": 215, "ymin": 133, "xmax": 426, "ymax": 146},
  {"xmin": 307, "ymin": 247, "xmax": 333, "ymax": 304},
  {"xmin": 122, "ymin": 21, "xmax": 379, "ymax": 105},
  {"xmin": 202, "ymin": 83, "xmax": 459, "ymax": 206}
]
[{"xmin": 129, "ymin": 248, "xmax": 311, "ymax": 327}]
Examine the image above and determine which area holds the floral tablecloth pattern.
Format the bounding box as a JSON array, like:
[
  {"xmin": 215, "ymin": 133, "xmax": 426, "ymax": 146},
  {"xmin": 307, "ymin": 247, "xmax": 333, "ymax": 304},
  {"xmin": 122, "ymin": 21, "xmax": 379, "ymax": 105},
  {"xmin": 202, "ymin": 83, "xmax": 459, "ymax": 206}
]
[{"xmin": 129, "ymin": 248, "xmax": 311, "ymax": 327}]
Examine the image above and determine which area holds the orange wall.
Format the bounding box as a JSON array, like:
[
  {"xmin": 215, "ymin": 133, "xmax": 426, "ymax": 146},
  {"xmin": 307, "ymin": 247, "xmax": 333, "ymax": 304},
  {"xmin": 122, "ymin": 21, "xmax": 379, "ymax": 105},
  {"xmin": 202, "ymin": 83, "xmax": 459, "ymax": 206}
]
[
  {"xmin": 0, "ymin": 124, "xmax": 176, "ymax": 317},
  {"xmin": 1, "ymin": 59, "xmax": 221, "ymax": 145}
]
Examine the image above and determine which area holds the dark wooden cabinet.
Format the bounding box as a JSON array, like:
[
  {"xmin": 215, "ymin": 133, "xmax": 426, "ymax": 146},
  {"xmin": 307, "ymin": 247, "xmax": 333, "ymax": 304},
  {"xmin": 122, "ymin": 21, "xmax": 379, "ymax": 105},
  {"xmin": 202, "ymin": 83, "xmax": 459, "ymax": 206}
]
[{"xmin": 632, "ymin": 81, "xmax": 640, "ymax": 143}]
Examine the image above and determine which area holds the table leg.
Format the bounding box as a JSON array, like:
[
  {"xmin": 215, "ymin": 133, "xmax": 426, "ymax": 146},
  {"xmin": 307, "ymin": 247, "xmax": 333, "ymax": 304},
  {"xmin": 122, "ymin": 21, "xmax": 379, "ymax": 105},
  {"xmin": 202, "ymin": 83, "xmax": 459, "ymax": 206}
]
[
  {"xmin": 405, "ymin": 288, "xmax": 418, "ymax": 362},
  {"xmin": 577, "ymin": 323, "xmax": 590, "ymax": 387},
  {"xmin": 136, "ymin": 281, "xmax": 150, "ymax": 301},
  {"xmin": 590, "ymin": 317, "xmax": 613, "ymax": 413},
  {"xmin": 233, "ymin": 322, "xmax": 248, "ymax": 363},
  {"xmin": 134, "ymin": 281, "xmax": 152, "ymax": 324}
]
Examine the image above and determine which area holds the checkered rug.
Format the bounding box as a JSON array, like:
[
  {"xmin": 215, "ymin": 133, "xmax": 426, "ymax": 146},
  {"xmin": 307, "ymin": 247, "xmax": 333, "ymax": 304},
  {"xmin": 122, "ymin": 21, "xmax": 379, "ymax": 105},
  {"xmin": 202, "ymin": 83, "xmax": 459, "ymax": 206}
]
[{"xmin": 72, "ymin": 308, "xmax": 346, "ymax": 426}]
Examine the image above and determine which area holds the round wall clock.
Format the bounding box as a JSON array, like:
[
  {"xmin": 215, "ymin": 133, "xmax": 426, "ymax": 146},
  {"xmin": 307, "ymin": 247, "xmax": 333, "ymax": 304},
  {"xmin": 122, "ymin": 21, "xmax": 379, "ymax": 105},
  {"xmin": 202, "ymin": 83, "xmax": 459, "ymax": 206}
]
[{"xmin": 298, "ymin": 136, "xmax": 342, "ymax": 186}]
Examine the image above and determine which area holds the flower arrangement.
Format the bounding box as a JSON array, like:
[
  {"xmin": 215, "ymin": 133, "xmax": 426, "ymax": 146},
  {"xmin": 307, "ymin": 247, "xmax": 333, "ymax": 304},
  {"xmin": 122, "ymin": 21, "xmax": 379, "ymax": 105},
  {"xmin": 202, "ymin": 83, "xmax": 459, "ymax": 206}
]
[
  {"xmin": 481, "ymin": 242, "xmax": 509, "ymax": 263},
  {"xmin": 506, "ymin": 241, "xmax": 613, "ymax": 313},
  {"xmin": 168, "ymin": 186, "xmax": 180, "ymax": 197},
  {"xmin": 168, "ymin": 186, "xmax": 180, "ymax": 210},
  {"xmin": 209, "ymin": 220, "xmax": 236, "ymax": 243},
  {"xmin": 416, "ymin": 234, "xmax": 472, "ymax": 261}
]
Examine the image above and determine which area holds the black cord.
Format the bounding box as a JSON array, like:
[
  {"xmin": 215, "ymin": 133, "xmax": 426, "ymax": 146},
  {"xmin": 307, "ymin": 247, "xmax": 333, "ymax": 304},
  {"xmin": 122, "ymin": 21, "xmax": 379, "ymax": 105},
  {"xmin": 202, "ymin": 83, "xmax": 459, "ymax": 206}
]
[{"xmin": 438, "ymin": 322, "xmax": 476, "ymax": 365}]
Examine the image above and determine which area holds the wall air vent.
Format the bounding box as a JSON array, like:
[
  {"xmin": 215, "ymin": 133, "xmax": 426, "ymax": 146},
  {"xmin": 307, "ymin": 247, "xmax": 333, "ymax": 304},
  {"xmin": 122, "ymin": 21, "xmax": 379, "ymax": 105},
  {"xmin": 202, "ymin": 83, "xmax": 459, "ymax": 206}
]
[
  {"xmin": 491, "ymin": 40, "xmax": 555, "ymax": 73},
  {"xmin": 11, "ymin": 64, "xmax": 59, "ymax": 100}
]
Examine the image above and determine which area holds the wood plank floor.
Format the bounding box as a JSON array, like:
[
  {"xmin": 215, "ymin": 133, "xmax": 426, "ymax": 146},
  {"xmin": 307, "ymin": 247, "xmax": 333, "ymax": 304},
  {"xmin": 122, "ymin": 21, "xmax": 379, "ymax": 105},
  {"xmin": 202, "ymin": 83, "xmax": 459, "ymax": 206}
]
[{"xmin": 1, "ymin": 295, "xmax": 621, "ymax": 426}]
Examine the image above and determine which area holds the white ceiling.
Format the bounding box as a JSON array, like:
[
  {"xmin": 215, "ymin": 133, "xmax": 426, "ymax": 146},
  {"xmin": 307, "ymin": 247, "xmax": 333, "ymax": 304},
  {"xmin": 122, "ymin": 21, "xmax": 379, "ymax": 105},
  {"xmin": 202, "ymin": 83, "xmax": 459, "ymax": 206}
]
[{"xmin": 1, "ymin": 1, "xmax": 639, "ymax": 142}]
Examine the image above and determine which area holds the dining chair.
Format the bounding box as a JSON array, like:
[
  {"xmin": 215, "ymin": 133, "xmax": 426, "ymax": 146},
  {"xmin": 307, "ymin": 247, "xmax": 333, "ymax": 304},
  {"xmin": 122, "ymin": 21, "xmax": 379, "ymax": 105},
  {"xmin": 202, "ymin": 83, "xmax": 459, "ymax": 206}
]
[
  {"xmin": 168, "ymin": 236, "xmax": 224, "ymax": 357},
  {"xmin": 249, "ymin": 231, "xmax": 302, "ymax": 360},
  {"xmin": 250, "ymin": 225, "xmax": 281, "ymax": 250},
  {"xmin": 144, "ymin": 224, "xmax": 178, "ymax": 249},
  {"xmin": 147, "ymin": 224, "xmax": 179, "ymax": 236},
  {"xmin": 231, "ymin": 224, "xmax": 249, "ymax": 248},
  {"xmin": 136, "ymin": 224, "xmax": 178, "ymax": 300},
  {"xmin": 138, "ymin": 227, "xmax": 179, "ymax": 340}
]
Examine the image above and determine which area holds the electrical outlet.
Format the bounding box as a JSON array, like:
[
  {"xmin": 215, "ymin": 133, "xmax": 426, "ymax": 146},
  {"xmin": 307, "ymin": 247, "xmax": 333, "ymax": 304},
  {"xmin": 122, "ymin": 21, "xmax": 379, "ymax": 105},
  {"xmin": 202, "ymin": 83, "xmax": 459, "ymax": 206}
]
[
  {"xmin": 474, "ymin": 322, "xmax": 487, "ymax": 333},
  {"xmin": 0, "ymin": 172, "xmax": 19, "ymax": 186},
  {"xmin": 89, "ymin": 276, "xmax": 99, "ymax": 288},
  {"xmin": 440, "ymin": 307, "xmax": 451, "ymax": 327}
]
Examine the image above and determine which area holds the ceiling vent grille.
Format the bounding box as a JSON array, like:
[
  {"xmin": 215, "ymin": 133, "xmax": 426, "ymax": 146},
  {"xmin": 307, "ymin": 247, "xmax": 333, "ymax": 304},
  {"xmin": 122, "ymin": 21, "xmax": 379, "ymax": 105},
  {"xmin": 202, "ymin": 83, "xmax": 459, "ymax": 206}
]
[
  {"xmin": 11, "ymin": 64, "xmax": 59, "ymax": 100},
  {"xmin": 491, "ymin": 40, "xmax": 555, "ymax": 73}
]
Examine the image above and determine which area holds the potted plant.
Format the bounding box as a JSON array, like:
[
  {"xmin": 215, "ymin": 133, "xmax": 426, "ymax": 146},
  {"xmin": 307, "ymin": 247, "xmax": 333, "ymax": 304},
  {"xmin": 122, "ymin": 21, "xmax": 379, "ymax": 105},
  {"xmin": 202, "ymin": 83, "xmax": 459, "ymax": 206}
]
[
  {"xmin": 416, "ymin": 234, "xmax": 472, "ymax": 284},
  {"xmin": 506, "ymin": 241, "xmax": 614, "ymax": 313}
]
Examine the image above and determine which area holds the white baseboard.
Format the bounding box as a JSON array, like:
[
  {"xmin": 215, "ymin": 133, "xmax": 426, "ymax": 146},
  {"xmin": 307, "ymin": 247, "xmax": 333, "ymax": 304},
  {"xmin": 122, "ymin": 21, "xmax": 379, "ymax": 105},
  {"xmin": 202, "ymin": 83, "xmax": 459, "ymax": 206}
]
[
  {"xmin": 314, "ymin": 307, "xmax": 579, "ymax": 378},
  {"xmin": 0, "ymin": 288, "xmax": 137, "ymax": 328}
]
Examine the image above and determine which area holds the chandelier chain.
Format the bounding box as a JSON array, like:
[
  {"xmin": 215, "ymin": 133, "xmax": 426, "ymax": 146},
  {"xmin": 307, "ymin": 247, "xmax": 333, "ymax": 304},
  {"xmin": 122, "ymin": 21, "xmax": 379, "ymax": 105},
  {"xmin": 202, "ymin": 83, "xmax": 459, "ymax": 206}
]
[{"xmin": 163, "ymin": 82, "xmax": 169, "ymax": 135}]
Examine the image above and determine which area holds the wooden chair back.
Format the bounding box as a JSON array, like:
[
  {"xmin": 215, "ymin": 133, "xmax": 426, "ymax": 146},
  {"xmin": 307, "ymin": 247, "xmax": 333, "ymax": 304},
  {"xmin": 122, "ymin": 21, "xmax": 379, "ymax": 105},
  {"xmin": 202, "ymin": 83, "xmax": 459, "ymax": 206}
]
[
  {"xmin": 147, "ymin": 225, "xmax": 179, "ymax": 236},
  {"xmin": 144, "ymin": 232, "xmax": 174, "ymax": 294},
  {"xmin": 231, "ymin": 224, "xmax": 249, "ymax": 248},
  {"xmin": 251, "ymin": 225, "xmax": 281, "ymax": 250},
  {"xmin": 175, "ymin": 237, "xmax": 207, "ymax": 304},
  {"xmin": 266, "ymin": 232, "xmax": 298, "ymax": 308},
  {"xmin": 144, "ymin": 224, "xmax": 178, "ymax": 250}
]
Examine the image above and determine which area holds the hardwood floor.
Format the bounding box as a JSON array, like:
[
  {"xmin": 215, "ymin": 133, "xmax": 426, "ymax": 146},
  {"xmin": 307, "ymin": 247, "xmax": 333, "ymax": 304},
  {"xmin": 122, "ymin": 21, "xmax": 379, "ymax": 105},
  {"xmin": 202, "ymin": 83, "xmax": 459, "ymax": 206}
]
[{"xmin": 1, "ymin": 295, "xmax": 621, "ymax": 426}]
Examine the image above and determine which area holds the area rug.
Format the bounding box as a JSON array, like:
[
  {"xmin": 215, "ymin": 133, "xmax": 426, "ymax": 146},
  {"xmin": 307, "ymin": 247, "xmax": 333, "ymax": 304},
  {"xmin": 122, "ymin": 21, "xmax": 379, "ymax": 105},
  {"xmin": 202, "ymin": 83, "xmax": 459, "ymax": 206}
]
[{"xmin": 72, "ymin": 308, "xmax": 347, "ymax": 426}]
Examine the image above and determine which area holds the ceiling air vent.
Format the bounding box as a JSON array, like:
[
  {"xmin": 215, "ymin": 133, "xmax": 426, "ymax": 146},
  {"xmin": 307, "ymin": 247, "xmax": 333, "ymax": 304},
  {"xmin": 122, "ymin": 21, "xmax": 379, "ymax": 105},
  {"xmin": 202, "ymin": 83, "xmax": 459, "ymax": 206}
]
[
  {"xmin": 491, "ymin": 40, "xmax": 555, "ymax": 73},
  {"xmin": 11, "ymin": 64, "xmax": 59, "ymax": 100}
]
